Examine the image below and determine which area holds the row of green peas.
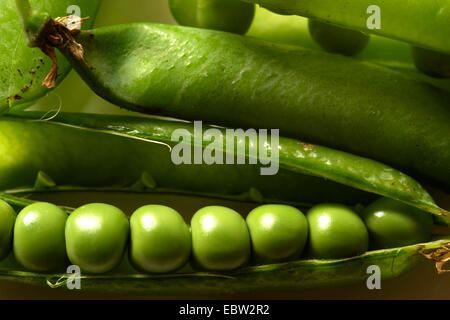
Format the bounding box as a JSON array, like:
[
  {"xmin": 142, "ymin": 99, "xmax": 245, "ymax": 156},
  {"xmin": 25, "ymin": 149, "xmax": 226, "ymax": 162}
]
[{"xmin": 0, "ymin": 197, "xmax": 433, "ymax": 274}]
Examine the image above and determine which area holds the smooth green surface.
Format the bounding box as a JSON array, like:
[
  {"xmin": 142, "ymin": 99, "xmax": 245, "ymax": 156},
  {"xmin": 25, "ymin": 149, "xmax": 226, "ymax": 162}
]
[
  {"xmin": 361, "ymin": 197, "xmax": 434, "ymax": 250},
  {"xmin": 307, "ymin": 204, "xmax": 369, "ymax": 259},
  {"xmin": 0, "ymin": 200, "xmax": 16, "ymax": 261},
  {"xmin": 60, "ymin": 23, "xmax": 450, "ymax": 188},
  {"xmin": 169, "ymin": 0, "xmax": 255, "ymax": 34},
  {"xmin": 191, "ymin": 206, "xmax": 251, "ymax": 270},
  {"xmin": 412, "ymin": 47, "xmax": 450, "ymax": 78},
  {"xmin": 246, "ymin": 7, "xmax": 450, "ymax": 94},
  {"xmin": 0, "ymin": 194, "xmax": 448, "ymax": 294},
  {"xmin": 6, "ymin": 111, "xmax": 448, "ymax": 224},
  {"xmin": 0, "ymin": 0, "xmax": 100, "ymax": 112},
  {"xmin": 13, "ymin": 202, "xmax": 67, "ymax": 272},
  {"xmin": 246, "ymin": 204, "xmax": 308, "ymax": 263},
  {"xmin": 65, "ymin": 203, "xmax": 129, "ymax": 274},
  {"xmin": 308, "ymin": 19, "xmax": 370, "ymax": 56},
  {"xmin": 129, "ymin": 205, "xmax": 191, "ymax": 273},
  {"xmin": 241, "ymin": 0, "xmax": 450, "ymax": 54},
  {"xmin": 0, "ymin": 113, "xmax": 378, "ymax": 208}
]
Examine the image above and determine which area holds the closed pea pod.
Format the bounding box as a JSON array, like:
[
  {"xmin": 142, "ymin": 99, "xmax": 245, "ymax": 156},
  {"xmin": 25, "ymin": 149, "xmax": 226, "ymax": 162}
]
[
  {"xmin": 129, "ymin": 205, "xmax": 191, "ymax": 273},
  {"xmin": 13, "ymin": 202, "xmax": 68, "ymax": 272},
  {"xmin": 169, "ymin": 0, "xmax": 255, "ymax": 34},
  {"xmin": 307, "ymin": 204, "xmax": 369, "ymax": 259},
  {"xmin": 246, "ymin": 204, "xmax": 308, "ymax": 263},
  {"xmin": 361, "ymin": 197, "xmax": 434, "ymax": 250},
  {"xmin": 0, "ymin": 200, "xmax": 16, "ymax": 261},
  {"xmin": 65, "ymin": 203, "xmax": 129, "ymax": 274},
  {"xmin": 191, "ymin": 206, "xmax": 251, "ymax": 271}
]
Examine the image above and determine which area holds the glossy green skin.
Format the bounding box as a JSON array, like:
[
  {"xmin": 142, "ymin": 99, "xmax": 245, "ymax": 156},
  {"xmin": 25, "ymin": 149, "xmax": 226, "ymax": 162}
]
[
  {"xmin": 169, "ymin": 0, "xmax": 255, "ymax": 34},
  {"xmin": 308, "ymin": 20, "xmax": 370, "ymax": 57},
  {"xmin": 0, "ymin": 0, "xmax": 100, "ymax": 112},
  {"xmin": 1, "ymin": 195, "xmax": 448, "ymax": 294},
  {"xmin": 129, "ymin": 205, "xmax": 191, "ymax": 273},
  {"xmin": 241, "ymin": 0, "xmax": 450, "ymax": 54},
  {"xmin": 63, "ymin": 24, "xmax": 450, "ymax": 188},
  {"xmin": 65, "ymin": 203, "xmax": 129, "ymax": 274},
  {"xmin": 0, "ymin": 200, "xmax": 16, "ymax": 261},
  {"xmin": 307, "ymin": 204, "xmax": 369, "ymax": 259},
  {"xmin": 361, "ymin": 197, "xmax": 434, "ymax": 250},
  {"xmin": 4, "ymin": 112, "xmax": 447, "ymax": 223},
  {"xmin": 191, "ymin": 206, "xmax": 251, "ymax": 270},
  {"xmin": 412, "ymin": 47, "xmax": 450, "ymax": 79},
  {"xmin": 246, "ymin": 204, "xmax": 308, "ymax": 263},
  {"xmin": 246, "ymin": 7, "xmax": 450, "ymax": 94},
  {"xmin": 13, "ymin": 202, "xmax": 67, "ymax": 272},
  {"xmin": 0, "ymin": 113, "xmax": 378, "ymax": 208}
]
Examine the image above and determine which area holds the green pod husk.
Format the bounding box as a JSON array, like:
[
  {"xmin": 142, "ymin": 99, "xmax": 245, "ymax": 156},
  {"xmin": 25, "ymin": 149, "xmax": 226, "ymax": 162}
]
[
  {"xmin": 0, "ymin": 194, "xmax": 448, "ymax": 294},
  {"xmin": 29, "ymin": 23, "xmax": 450, "ymax": 188},
  {"xmin": 241, "ymin": 0, "xmax": 450, "ymax": 54},
  {"xmin": 4, "ymin": 111, "xmax": 450, "ymax": 225},
  {"xmin": 247, "ymin": 7, "xmax": 450, "ymax": 93}
]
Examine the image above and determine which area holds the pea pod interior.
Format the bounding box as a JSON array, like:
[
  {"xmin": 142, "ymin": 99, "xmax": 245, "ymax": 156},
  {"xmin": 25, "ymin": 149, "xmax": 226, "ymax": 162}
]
[{"xmin": 0, "ymin": 194, "xmax": 448, "ymax": 295}]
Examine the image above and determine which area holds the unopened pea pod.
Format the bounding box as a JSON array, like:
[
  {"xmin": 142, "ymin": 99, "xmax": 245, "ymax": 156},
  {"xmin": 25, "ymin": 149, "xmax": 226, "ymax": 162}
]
[
  {"xmin": 0, "ymin": 193, "xmax": 449, "ymax": 295},
  {"xmin": 18, "ymin": 17, "xmax": 450, "ymax": 188},
  {"xmin": 240, "ymin": 0, "xmax": 450, "ymax": 54},
  {"xmin": 8, "ymin": 111, "xmax": 449, "ymax": 225}
]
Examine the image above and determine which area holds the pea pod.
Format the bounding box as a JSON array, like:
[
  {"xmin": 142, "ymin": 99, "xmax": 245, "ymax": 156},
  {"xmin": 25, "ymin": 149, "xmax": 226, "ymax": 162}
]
[
  {"xmin": 241, "ymin": 0, "xmax": 450, "ymax": 54},
  {"xmin": 0, "ymin": 112, "xmax": 375, "ymax": 208},
  {"xmin": 5, "ymin": 111, "xmax": 450, "ymax": 225},
  {"xmin": 246, "ymin": 7, "xmax": 450, "ymax": 93},
  {"xmin": 0, "ymin": 193, "xmax": 448, "ymax": 295},
  {"xmin": 16, "ymin": 14, "xmax": 450, "ymax": 188}
]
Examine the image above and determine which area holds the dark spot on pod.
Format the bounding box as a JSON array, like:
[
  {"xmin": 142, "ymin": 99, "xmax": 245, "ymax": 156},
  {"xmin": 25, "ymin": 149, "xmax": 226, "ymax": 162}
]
[
  {"xmin": 21, "ymin": 85, "xmax": 30, "ymax": 93},
  {"xmin": 14, "ymin": 95, "xmax": 22, "ymax": 100},
  {"xmin": 89, "ymin": 33, "xmax": 95, "ymax": 39},
  {"xmin": 17, "ymin": 69, "xmax": 23, "ymax": 77}
]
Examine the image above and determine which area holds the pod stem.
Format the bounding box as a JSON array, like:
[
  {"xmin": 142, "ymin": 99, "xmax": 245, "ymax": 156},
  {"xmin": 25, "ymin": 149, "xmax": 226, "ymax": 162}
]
[
  {"xmin": 15, "ymin": 0, "xmax": 89, "ymax": 88},
  {"xmin": 420, "ymin": 244, "xmax": 450, "ymax": 274}
]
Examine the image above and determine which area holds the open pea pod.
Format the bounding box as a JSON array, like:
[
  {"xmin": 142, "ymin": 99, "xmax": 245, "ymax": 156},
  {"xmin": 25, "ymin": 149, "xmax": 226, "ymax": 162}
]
[
  {"xmin": 5, "ymin": 111, "xmax": 450, "ymax": 225},
  {"xmin": 241, "ymin": 0, "xmax": 450, "ymax": 54},
  {"xmin": 0, "ymin": 0, "xmax": 101, "ymax": 113},
  {"xmin": 0, "ymin": 193, "xmax": 448, "ymax": 294}
]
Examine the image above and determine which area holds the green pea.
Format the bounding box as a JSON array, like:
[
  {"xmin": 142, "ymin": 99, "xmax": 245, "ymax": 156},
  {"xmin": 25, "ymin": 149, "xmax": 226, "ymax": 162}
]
[
  {"xmin": 0, "ymin": 200, "xmax": 16, "ymax": 261},
  {"xmin": 361, "ymin": 197, "xmax": 433, "ymax": 250},
  {"xmin": 307, "ymin": 203, "xmax": 369, "ymax": 259},
  {"xmin": 13, "ymin": 202, "xmax": 68, "ymax": 272},
  {"xmin": 65, "ymin": 203, "xmax": 129, "ymax": 274},
  {"xmin": 169, "ymin": 0, "xmax": 255, "ymax": 34},
  {"xmin": 246, "ymin": 204, "xmax": 308, "ymax": 263},
  {"xmin": 191, "ymin": 206, "xmax": 250, "ymax": 271},
  {"xmin": 308, "ymin": 19, "xmax": 370, "ymax": 56},
  {"xmin": 412, "ymin": 46, "xmax": 450, "ymax": 78},
  {"xmin": 129, "ymin": 205, "xmax": 191, "ymax": 273}
]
